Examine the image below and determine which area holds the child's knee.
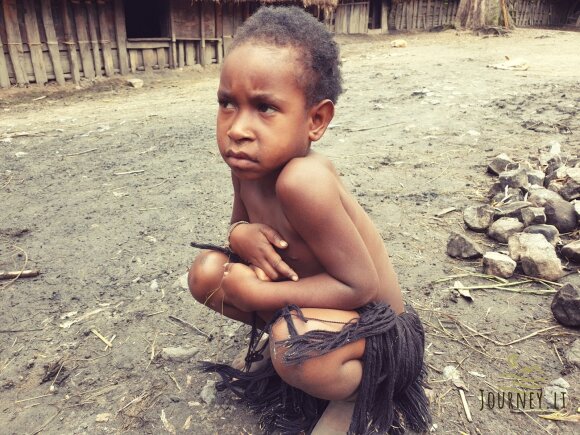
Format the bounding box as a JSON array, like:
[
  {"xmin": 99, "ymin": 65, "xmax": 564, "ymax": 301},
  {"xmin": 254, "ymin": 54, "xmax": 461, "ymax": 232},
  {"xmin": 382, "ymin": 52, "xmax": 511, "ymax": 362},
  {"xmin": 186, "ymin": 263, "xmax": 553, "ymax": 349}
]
[{"xmin": 188, "ymin": 250, "xmax": 228, "ymax": 303}]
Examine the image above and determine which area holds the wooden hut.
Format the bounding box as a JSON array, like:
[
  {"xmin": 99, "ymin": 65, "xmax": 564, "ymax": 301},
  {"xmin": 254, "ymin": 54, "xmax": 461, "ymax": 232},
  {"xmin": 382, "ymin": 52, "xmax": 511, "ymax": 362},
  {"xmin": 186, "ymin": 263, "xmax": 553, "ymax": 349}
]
[
  {"xmin": 0, "ymin": 0, "xmax": 327, "ymax": 88},
  {"xmin": 1, "ymin": 0, "xmax": 578, "ymax": 88},
  {"xmin": 329, "ymin": 0, "xmax": 578, "ymax": 34}
]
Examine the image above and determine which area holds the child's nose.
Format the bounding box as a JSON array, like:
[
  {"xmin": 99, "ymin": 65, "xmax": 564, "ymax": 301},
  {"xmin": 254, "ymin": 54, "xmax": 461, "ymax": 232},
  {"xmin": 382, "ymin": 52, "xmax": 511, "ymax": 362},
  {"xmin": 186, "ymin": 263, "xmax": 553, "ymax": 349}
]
[{"xmin": 227, "ymin": 111, "xmax": 254, "ymax": 142}]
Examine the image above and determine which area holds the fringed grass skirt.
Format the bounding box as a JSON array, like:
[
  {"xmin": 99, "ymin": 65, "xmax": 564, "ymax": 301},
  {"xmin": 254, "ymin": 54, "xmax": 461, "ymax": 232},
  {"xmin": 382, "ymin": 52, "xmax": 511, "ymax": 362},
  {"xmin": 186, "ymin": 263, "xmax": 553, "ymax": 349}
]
[{"xmin": 200, "ymin": 302, "xmax": 432, "ymax": 434}]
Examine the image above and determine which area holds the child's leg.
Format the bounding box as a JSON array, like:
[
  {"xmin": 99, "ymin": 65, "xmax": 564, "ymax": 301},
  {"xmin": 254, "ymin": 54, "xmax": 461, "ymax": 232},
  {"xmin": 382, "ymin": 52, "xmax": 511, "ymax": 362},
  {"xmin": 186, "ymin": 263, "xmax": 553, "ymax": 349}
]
[
  {"xmin": 188, "ymin": 250, "xmax": 257, "ymax": 325},
  {"xmin": 269, "ymin": 308, "xmax": 365, "ymax": 401}
]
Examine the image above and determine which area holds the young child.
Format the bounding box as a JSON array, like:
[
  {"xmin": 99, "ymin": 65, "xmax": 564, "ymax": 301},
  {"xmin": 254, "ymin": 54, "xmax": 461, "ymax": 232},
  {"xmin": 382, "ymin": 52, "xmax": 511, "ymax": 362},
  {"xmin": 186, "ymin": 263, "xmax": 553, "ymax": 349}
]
[{"xmin": 188, "ymin": 6, "xmax": 431, "ymax": 434}]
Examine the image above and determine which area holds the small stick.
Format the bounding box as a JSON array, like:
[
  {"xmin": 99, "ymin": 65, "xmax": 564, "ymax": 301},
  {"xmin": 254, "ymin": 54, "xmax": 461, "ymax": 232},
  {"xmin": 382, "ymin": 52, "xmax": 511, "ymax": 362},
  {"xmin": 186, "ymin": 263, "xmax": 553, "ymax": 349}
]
[
  {"xmin": 50, "ymin": 362, "xmax": 65, "ymax": 389},
  {"xmin": 459, "ymin": 389, "xmax": 472, "ymax": 422},
  {"xmin": 150, "ymin": 332, "xmax": 158, "ymax": 361},
  {"xmin": 65, "ymin": 148, "xmax": 98, "ymax": 157},
  {"xmin": 139, "ymin": 207, "xmax": 166, "ymax": 212},
  {"xmin": 0, "ymin": 269, "xmax": 39, "ymax": 280},
  {"xmin": 15, "ymin": 393, "xmax": 54, "ymax": 403},
  {"xmin": 114, "ymin": 170, "xmax": 145, "ymax": 176},
  {"xmin": 553, "ymin": 343, "xmax": 564, "ymax": 365},
  {"xmin": 168, "ymin": 373, "xmax": 182, "ymax": 392},
  {"xmin": 91, "ymin": 329, "xmax": 113, "ymax": 348},
  {"xmin": 168, "ymin": 315, "xmax": 211, "ymax": 339}
]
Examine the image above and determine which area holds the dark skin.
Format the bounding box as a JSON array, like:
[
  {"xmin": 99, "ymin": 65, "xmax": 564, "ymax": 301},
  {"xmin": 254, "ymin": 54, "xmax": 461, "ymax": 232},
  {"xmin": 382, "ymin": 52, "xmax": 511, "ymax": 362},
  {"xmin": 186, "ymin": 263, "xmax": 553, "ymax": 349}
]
[{"xmin": 188, "ymin": 42, "xmax": 404, "ymax": 411}]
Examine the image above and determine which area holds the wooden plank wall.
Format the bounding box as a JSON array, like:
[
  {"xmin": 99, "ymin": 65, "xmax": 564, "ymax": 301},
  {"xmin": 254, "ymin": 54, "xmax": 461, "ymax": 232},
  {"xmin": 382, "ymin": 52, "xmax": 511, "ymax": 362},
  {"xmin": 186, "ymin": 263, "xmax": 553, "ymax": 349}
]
[
  {"xmin": 387, "ymin": 0, "xmax": 460, "ymax": 31},
  {"xmin": 0, "ymin": 0, "xmax": 127, "ymax": 87},
  {"xmin": 509, "ymin": 0, "xmax": 568, "ymax": 27}
]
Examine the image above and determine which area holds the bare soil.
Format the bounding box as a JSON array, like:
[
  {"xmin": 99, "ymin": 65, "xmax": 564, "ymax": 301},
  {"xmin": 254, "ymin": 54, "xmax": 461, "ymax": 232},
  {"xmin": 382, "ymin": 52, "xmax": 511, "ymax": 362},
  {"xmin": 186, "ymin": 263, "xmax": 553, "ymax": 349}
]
[{"xmin": 1, "ymin": 28, "xmax": 579, "ymax": 434}]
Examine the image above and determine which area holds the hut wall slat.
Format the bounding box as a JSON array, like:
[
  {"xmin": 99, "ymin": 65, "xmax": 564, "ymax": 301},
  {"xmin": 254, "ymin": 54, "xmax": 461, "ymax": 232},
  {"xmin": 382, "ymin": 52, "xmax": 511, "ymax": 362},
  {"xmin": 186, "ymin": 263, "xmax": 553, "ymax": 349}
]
[
  {"xmin": 3, "ymin": 0, "xmax": 28, "ymax": 84},
  {"xmin": 61, "ymin": 0, "xmax": 81, "ymax": 83},
  {"xmin": 216, "ymin": 2, "xmax": 223, "ymax": 63},
  {"xmin": 113, "ymin": 0, "xmax": 129, "ymax": 74},
  {"xmin": 86, "ymin": 1, "xmax": 103, "ymax": 77},
  {"xmin": 178, "ymin": 40, "xmax": 185, "ymax": 67},
  {"xmin": 157, "ymin": 47, "xmax": 167, "ymax": 68},
  {"xmin": 40, "ymin": 0, "xmax": 65, "ymax": 85},
  {"xmin": 23, "ymin": 0, "xmax": 47, "ymax": 84},
  {"xmin": 96, "ymin": 0, "xmax": 114, "ymax": 77},
  {"xmin": 185, "ymin": 42, "xmax": 195, "ymax": 66},
  {"xmin": 129, "ymin": 49, "xmax": 138, "ymax": 72},
  {"xmin": 142, "ymin": 48, "xmax": 156, "ymax": 70},
  {"xmin": 0, "ymin": 29, "xmax": 10, "ymax": 87},
  {"xmin": 72, "ymin": 2, "xmax": 95, "ymax": 79},
  {"xmin": 381, "ymin": 2, "xmax": 388, "ymax": 33}
]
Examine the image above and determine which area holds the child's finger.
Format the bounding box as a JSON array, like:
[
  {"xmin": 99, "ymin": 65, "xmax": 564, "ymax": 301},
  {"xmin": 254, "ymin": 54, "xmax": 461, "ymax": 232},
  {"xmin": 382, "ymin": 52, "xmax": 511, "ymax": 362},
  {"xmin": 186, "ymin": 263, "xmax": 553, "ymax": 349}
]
[
  {"xmin": 261, "ymin": 225, "xmax": 288, "ymax": 249},
  {"xmin": 267, "ymin": 255, "xmax": 298, "ymax": 282},
  {"xmin": 250, "ymin": 265, "xmax": 271, "ymax": 282}
]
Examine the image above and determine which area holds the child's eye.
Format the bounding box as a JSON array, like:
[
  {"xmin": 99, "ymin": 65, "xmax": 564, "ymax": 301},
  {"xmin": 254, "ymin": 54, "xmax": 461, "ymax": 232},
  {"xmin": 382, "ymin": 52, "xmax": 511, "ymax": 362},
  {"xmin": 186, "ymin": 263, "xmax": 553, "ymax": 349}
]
[
  {"xmin": 257, "ymin": 103, "xmax": 276, "ymax": 114},
  {"xmin": 218, "ymin": 99, "xmax": 234, "ymax": 110}
]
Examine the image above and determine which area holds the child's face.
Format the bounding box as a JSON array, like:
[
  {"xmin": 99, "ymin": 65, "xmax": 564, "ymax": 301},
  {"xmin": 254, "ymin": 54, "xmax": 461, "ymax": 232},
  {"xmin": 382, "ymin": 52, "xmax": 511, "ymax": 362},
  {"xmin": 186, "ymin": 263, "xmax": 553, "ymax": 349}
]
[{"xmin": 216, "ymin": 43, "xmax": 311, "ymax": 180}]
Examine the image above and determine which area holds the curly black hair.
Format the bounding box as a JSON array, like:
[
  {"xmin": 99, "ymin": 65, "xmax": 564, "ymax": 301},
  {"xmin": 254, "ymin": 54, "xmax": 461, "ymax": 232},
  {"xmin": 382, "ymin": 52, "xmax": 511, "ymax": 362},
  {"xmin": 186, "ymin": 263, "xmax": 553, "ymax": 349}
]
[{"xmin": 229, "ymin": 6, "xmax": 343, "ymax": 106}]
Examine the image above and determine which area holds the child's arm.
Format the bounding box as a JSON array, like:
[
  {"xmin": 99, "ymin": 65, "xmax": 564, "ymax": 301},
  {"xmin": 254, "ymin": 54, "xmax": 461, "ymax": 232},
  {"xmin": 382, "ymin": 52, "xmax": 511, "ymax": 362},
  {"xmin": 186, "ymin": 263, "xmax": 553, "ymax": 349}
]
[
  {"xmin": 222, "ymin": 160, "xmax": 380, "ymax": 312},
  {"xmin": 230, "ymin": 174, "xmax": 298, "ymax": 281}
]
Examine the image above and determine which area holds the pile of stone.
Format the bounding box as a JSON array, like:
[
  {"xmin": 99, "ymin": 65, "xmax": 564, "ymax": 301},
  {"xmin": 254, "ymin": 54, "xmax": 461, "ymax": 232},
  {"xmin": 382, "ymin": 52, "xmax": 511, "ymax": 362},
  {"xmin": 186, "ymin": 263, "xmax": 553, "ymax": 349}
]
[{"xmin": 446, "ymin": 147, "xmax": 580, "ymax": 325}]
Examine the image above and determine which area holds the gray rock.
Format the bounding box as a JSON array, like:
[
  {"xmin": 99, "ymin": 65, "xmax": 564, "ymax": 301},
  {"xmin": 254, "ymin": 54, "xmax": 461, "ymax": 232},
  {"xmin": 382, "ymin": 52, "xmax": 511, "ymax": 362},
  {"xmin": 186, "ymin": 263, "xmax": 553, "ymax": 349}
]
[
  {"xmin": 543, "ymin": 380, "xmax": 568, "ymax": 409},
  {"xmin": 551, "ymin": 283, "xmax": 580, "ymax": 327},
  {"xmin": 127, "ymin": 78, "xmax": 144, "ymax": 88},
  {"xmin": 527, "ymin": 169, "xmax": 545, "ymax": 186},
  {"xmin": 561, "ymin": 240, "xmax": 580, "ymax": 263},
  {"xmin": 566, "ymin": 340, "xmax": 580, "ymax": 366},
  {"xmin": 487, "ymin": 217, "xmax": 524, "ymax": 243},
  {"xmin": 161, "ymin": 346, "xmax": 199, "ymax": 362},
  {"xmin": 508, "ymin": 233, "xmax": 563, "ymax": 280},
  {"xmin": 482, "ymin": 252, "xmax": 516, "ymax": 278},
  {"xmin": 550, "ymin": 377, "xmax": 570, "ymax": 389},
  {"xmin": 446, "ymin": 232, "xmax": 483, "ymax": 259},
  {"xmin": 523, "ymin": 224, "xmax": 559, "ymax": 246},
  {"xmin": 172, "ymin": 272, "xmax": 190, "ymax": 290},
  {"xmin": 487, "ymin": 153, "xmax": 514, "ymax": 175},
  {"xmin": 528, "ymin": 188, "xmax": 576, "ymax": 233},
  {"xmin": 490, "ymin": 188, "xmax": 524, "ymax": 205},
  {"xmin": 521, "ymin": 207, "xmax": 546, "ymax": 226},
  {"xmin": 493, "ymin": 201, "xmax": 532, "ymax": 220},
  {"xmin": 463, "ymin": 205, "xmax": 494, "ymax": 232},
  {"xmin": 545, "ymin": 164, "xmax": 568, "ymax": 187},
  {"xmin": 559, "ymin": 167, "xmax": 580, "ymax": 201},
  {"xmin": 573, "ymin": 200, "xmax": 580, "ymax": 222},
  {"xmin": 499, "ymin": 167, "xmax": 529, "ymax": 190},
  {"xmin": 200, "ymin": 380, "xmax": 217, "ymax": 405}
]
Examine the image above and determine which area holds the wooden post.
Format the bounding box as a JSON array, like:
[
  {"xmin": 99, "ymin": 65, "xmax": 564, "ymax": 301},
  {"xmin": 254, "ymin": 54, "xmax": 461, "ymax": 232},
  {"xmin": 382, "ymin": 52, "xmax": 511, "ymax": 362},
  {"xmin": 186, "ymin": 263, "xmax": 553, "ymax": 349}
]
[
  {"xmin": 168, "ymin": 0, "xmax": 177, "ymax": 68},
  {"xmin": 73, "ymin": 1, "xmax": 95, "ymax": 79},
  {"xmin": 41, "ymin": 0, "xmax": 65, "ymax": 85},
  {"xmin": 86, "ymin": 1, "xmax": 103, "ymax": 76},
  {"xmin": 113, "ymin": 0, "xmax": 129, "ymax": 74},
  {"xmin": 61, "ymin": 0, "xmax": 81, "ymax": 84},
  {"xmin": 2, "ymin": 0, "xmax": 28, "ymax": 85},
  {"xmin": 216, "ymin": 2, "xmax": 224, "ymax": 63},
  {"xmin": 381, "ymin": 1, "xmax": 389, "ymax": 33},
  {"xmin": 23, "ymin": 0, "xmax": 48, "ymax": 84},
  {"xmin": 200, "ymin": 2, "xmax": 206, "ymax": 66},
  {"xmin": 425, "ymin": 0, "xmax": 431, "ymax": 29},
  {"xmin": 0, "ymin": 31, "xmax": 11, "ymax": 87},
  {"xmin": 96, "ymin": 0, "xmax": 114, "ymax": 77}
]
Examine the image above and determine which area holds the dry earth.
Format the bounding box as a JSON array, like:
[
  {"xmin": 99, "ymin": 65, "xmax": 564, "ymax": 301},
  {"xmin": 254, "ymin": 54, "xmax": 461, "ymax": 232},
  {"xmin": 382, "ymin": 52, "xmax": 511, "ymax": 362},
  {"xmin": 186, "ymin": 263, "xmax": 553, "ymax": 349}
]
[{"xmin": 1, "ymin": 28, "xmax": 579, "ymax": 434}]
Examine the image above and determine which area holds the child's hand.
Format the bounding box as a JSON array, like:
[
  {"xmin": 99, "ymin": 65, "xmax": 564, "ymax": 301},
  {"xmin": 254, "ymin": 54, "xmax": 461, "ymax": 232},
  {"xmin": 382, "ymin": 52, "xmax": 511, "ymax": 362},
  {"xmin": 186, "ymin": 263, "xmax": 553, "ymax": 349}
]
[
  {"xmin": 250, "ymin": 265, "xmax": 271, "ymax": 282},
  {"xmin": 229, "ymin": 223, "xmax": 299, "ymax": 282}
]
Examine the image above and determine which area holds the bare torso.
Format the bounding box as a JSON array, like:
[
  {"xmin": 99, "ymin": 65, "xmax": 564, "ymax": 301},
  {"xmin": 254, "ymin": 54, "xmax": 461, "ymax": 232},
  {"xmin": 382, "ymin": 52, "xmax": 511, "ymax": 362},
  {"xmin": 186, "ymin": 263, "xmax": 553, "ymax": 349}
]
[{"xmin": 237, "ymin": 152, "xmax": 404, "ymax": 314}]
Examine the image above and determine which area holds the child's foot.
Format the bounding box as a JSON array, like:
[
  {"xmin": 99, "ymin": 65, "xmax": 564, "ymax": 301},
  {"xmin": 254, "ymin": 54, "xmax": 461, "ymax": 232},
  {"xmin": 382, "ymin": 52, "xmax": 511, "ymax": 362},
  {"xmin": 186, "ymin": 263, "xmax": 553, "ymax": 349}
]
[
  {"xmin": 311, "ymin": 400, "xmax": 355, "ymax": 435},
  {"xmin": 231, "ymin": 335, "xmax": 270, "ymax": 372}
]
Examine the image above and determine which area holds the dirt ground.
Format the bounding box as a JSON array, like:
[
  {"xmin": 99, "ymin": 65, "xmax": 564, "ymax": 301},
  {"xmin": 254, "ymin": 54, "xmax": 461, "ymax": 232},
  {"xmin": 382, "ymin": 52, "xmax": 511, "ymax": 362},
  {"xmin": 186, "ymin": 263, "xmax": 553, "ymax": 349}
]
[{"xmin": 1, "ymin": 28, "xmax": 579, "ymax": 434}]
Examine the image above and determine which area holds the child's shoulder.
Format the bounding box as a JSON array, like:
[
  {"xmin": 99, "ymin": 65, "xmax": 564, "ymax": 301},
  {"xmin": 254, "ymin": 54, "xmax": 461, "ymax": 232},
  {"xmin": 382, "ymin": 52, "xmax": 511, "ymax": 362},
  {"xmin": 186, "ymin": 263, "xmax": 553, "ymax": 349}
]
[{"xmin": 276, "ymin": 152, "xmax": 340, "ymax": 202}]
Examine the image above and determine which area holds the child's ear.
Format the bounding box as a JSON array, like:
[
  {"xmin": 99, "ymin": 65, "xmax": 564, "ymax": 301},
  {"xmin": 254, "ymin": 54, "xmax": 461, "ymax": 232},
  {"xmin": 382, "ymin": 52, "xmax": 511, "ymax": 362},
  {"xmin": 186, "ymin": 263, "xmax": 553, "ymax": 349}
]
[{"xmin": 308, "ymin": 99, "xmax": 334, "ymax": 142}]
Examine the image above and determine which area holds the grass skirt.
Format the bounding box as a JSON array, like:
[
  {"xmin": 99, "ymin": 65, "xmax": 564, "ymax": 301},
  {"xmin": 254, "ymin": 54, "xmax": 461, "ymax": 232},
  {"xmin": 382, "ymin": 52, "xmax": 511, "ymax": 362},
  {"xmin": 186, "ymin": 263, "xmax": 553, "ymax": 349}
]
[{"xmin": 200, "ymin": 302, "xmax": 432, "ymax": 434}]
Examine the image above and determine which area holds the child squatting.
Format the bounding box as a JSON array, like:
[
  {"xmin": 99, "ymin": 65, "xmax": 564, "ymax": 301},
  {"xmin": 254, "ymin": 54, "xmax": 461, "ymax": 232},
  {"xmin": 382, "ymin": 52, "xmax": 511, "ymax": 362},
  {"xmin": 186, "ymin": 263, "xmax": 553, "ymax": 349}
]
[{"xmin": 188, "ymin": 6, "xmax": 432, "ymax": 434}]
